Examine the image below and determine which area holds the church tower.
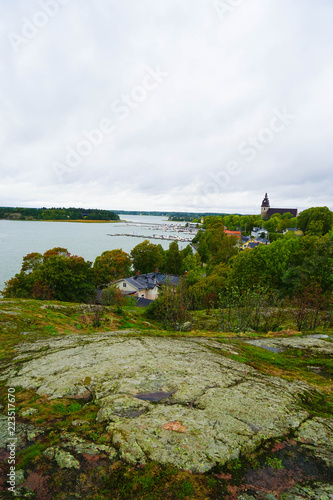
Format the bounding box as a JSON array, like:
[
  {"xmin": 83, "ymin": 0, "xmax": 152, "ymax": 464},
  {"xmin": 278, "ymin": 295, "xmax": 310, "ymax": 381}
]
[{"xmin": 261, "ymin": 193, "xmax": 270, "ymax": 218}]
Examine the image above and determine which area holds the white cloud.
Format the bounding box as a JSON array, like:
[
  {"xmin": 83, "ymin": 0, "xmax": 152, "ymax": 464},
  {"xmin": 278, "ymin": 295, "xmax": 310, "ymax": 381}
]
[{"xmin": 0, "ymin": 0, "xmax": 332, "ymax": 214}]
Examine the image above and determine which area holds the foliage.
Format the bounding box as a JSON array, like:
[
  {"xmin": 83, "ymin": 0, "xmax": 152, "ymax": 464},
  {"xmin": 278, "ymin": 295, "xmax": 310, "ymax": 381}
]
[
  {"xmin": 297, "ymin": 206, "xmax": 333, "ymax": 236},
  {"xmin": 219, "ymin": 213, "xmax": 262, "ymax": 234},
  {"xmin": 89, "ymin": 302, "xmax": 105, "ymax": 327},
  {"xmin": 100, "ymin": 285, "xmax": 127, "ymax": 307},
  {"xmin": 229, "ymin": 235, "xmax": 333, "ymax": 298},
  {"xmin": 187, "ymin": 264, "xmax": 229, "ymax": 310},
  {"xmin": 265, "ymin": 457, "xmax": 284, "ymax": 469},
  {"xmin": 31, "ymin": 280, "xmax": 55, "ymax": 300},
  {"xmin": 0, "ymin": 206, "xmax": 119, "ymax": 221},
  {"xmin": 182, "ymin": 253, "xmax": 203, "ymax": 286},
  {"xmin": 218, "ymin": 285, "xmax": 276, "ymax": 333},
  {"xmin": 165, "ymin": 241, "xmax": 183, "ymax": 275},
  {"xmin": 93, "ymin": 249, "xmax": 132, "ymax": 286},
  {"xmin": 193, "ymin": 219, "xmax": 238, "ymax": 266},
  {"xmin": 146, "ymin": 279, "xmax": 191, "ymax": 330},
  {"xmin": 2, "ymin": 247, "xmax": 95, "ymax": 302},
  {"xmin": 291, "ymin": 279, "xmax": 328, "ymax": 331},
  {"xmin": 262, "ymin": 215, "xmax": 281, "ymax": 233},
  {"xmin": 131, "ymin": 240, "xmax": 165, "ymax": 274}
]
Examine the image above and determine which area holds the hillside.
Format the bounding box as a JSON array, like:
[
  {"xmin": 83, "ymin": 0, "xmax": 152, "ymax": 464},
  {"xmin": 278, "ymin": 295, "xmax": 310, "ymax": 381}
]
[{"xmin": 0, "ymin": 299, "xmax": 332, "ymax": 499}]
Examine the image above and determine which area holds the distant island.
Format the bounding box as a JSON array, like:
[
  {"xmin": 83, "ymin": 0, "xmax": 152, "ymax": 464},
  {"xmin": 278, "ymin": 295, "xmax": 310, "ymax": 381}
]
[
  {"xmin": 0, "ymin": 208, "xmax": 240, "ymax": 223},
  {"xmin": 0, "ymin": 207, "xmax": 120, "ymax": 222}
]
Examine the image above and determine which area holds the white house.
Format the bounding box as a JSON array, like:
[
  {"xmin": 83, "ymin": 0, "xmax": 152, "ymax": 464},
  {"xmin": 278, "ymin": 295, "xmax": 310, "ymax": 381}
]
[{"xmin": 251, "ymin": 227, "xmax": 269, "ymax": 239}]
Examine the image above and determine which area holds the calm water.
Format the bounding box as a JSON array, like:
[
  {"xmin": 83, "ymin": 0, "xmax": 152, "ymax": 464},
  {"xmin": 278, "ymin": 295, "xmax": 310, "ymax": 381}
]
[{"xmin": 0, "ymin": 215, "xmax": 187, "ymax": 292}]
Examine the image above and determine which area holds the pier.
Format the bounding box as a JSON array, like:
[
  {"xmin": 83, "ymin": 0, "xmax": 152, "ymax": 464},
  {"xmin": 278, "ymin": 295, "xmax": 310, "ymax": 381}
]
[{"xmin": 108, "ymin": 233, "xmax": 195, "ymax": 242}]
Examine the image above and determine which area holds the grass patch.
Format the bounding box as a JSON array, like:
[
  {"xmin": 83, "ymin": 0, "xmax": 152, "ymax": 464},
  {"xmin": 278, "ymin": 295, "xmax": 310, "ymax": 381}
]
[
  {"xmin": 217, "ymin": 340, "xmax": 333, "ymax": 398},
  {"xmin": 52, "ymin": 402, "xmax": 82, "ymax": 415},
  {"xmin": 18, "ymin": 442, "xmax": 48, "ymax": 468}
]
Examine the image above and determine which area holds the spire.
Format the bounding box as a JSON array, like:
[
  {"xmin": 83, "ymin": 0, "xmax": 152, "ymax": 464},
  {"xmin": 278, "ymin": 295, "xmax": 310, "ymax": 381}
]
[{"xmin": 262, "ymin": 193, "xmax": 270, "ymax": 208}]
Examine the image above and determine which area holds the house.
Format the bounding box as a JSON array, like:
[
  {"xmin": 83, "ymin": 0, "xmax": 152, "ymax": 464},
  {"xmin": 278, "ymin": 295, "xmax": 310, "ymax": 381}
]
[
  {"xmin": 282, "ymin": 228, "xmax": 303, "ymax": 236},
  {"xmin": 113, "ymin": 272, "xmax": 180, "ymax": 301},
  {"xmin": 241, "ymin": 237, "xmax": 269, "ymax": 250},
  {"xmin": 254, "ymin": 237, "xmax": 270, "ymax": 245},
  {"xmin": 261, "ymin": 193, "xmax": 298, "ymax": 219},
  {"xmin": 247, "ymin": 241, "xmax": 260, "ymax": 249},
  {"xmin": 225, "ymin": 230, "xmax": 241, "ymax": 238},
  {"xmin": 251, "ymin": 227, "xmax": 269, "ymax": 239}
]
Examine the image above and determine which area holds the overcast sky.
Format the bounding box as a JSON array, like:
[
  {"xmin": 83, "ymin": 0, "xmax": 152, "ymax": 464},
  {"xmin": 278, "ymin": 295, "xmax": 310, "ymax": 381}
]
[{"xmin": 0, "ymin": 0, "xmax": 332, "ymax": 214}]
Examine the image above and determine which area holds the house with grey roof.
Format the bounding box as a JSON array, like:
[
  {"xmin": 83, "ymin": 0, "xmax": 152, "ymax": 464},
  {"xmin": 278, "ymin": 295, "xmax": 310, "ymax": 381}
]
[{"xmin": 113, "ymin": 272, "xmax": 180, "ymax": 301}]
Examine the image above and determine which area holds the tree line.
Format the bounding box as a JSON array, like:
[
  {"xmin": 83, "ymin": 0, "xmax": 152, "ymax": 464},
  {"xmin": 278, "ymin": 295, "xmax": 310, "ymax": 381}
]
[
  {"xmin": 0, "ymin": 240, "xmax": 197, "ymax": 302},
  {"xmin": 0, "ymin": 207, "xmax": 120, "ymax": 221}
]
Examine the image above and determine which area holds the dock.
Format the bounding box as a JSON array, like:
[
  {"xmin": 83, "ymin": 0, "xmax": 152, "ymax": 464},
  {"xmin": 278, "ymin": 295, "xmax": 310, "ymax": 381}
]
[{"xmin": 108, "ymin": 233, "xmax": 194, "ymax": 242}]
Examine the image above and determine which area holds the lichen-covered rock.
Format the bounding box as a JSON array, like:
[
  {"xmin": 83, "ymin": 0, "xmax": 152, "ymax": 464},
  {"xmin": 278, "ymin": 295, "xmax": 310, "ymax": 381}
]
[
  {"xmin": 15, "ymin": 470, "xmax": 25, "ymax": 485},
  {"xmin": 43, "ymin": 447, "xmax": 80, "ymax": 469},
  {"xmin": 97, "ymin": 394, "xmax": 151, "ymax": 422},
  {"xmin": 0, "ymin": 415, "xmax": 43, "ymax": 449},
  {"xmin": 295, "ymin": 417, "xmax": 333, "ymax": 467},
  {"xmin": 20, "ymin": 408, "xmax": 38, "ymax": 417},
  {"xmin": 1, "ymin": 335, "xmax": 330, "ymax": 473},
  {"xmin": 246, "ymin": 336, "xmax": 333, "ymax": 355},
  {"xmin": 60, "ymin": 431, "xmax": 117, "ymax": 459},
  {"xmin": 280, "ymin": 482, "xmax": 333, "ymax": 499},
  {"xmin": 72, "ymin": 419, "xmax": 89, "ymax": 426}
]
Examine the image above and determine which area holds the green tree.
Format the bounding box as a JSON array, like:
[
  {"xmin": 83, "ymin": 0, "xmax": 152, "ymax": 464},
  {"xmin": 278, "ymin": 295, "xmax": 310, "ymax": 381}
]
[
  {"xmin": 130, "ymin": 240, "xmax": 165, "ymax": 274},
  {"xmin": 165, "ymin": 241, "xmax": 183, "ymax": 275},
  {"xmin": 197, "ymin": 239, "xmax": 210, "ymax": 264},
  {"xmin": 182, "ymin": 253, "xmax": 202, "ymax": 286},
  {"xmin": 297, "ymin": 206, "xmax": 333, "ymax": 236},
  {"xmin": 180, "ymin": 244, "xmax": 193, "ymax": 260},
  {"xmin": 93, "ymin": 249, "xmax": 131, "ymax": 286},
  {"xmin": 100, "ymin": 285, "xmax": 127, "ymax": 307},
  {"xmin": 263, "ymin": 215, "xmax": 280, "ymax": 233},
  {"xmin": 188, "ymin": 265, "xmax": 229, "ymax": 310},
  {"xmin": 38, "ymin": 252, "xmax": 94, "ymax": 302}
]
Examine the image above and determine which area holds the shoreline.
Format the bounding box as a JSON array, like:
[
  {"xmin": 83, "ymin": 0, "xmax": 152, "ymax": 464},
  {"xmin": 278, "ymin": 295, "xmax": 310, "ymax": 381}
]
[{"xmin": 0, "ymin": 219, "xmax": 122, "ymax": 224}]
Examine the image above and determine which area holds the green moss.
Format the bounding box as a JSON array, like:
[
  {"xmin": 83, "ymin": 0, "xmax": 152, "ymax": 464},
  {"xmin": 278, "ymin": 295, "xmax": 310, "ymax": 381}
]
[
  {"xmin": 52, "ymin": 402, "xmax": 82, "ymax": 415},
  {"xmin": 265, "ymin": 457, "xmax": 284, "ymax": 469},
  {"xmin": 18, "ymin": 442, "xmax": 48, "ymax": 467},
  {"xmin": 298, "ymin": 389, "xmax": 333, "ymax": 418}
]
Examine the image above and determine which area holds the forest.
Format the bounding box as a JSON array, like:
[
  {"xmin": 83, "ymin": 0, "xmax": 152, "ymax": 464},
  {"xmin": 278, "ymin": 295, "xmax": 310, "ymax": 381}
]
[{"xmin": 0, "ymin": 207, "xmax": 120, "ymax": 221}]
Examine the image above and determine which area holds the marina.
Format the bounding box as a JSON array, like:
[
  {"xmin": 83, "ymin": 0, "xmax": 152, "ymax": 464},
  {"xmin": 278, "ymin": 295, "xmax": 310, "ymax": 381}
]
[
  {"xmin": 109, "ymin": 233, "xmax": 195, "ymax": 242},
  {"xmin": 120, "ymin": 222, "xmax": 200, "ymax": 235},
  {"xmin": 109, "ymin": 221, "xmax": 200, "ymax": 243}
]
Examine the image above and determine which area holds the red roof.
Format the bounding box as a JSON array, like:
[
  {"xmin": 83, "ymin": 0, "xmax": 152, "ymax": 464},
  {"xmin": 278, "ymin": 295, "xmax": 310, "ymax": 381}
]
[{"xmin": 225, "ymin": 230, "xmax": 241, "ymax": 238}]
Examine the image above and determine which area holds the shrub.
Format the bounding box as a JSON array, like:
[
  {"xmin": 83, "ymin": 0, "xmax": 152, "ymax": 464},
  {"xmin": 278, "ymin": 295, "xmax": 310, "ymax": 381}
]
[{"xmin": 146, "ymin": 279, "xmax": 191, "ymax": 330}]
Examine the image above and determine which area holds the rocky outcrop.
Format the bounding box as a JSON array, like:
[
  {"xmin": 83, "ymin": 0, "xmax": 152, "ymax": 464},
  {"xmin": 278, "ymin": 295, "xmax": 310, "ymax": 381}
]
[{"xmin": 1, "ymin": 335, "xmax": 318, "ymax": 472}]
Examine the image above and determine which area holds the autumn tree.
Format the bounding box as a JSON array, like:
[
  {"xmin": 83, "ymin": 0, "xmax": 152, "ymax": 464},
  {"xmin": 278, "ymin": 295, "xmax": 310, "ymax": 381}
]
[
  {"xmin": 93, "ymin": 249, "xmax": 131, "ymax": 286},
  {"xmin": 2, "ymin": 247, "xmax": 94, "ymax": 302},
  {"xmin": 145, "ymin": 279, "xmax": 192, "ymax": 330}
]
